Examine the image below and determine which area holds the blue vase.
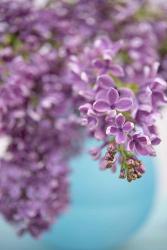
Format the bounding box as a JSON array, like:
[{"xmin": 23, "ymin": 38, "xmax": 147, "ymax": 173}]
[{"xmin": 43, "ymin": 140, "xmax": 156, "ymax": 250}]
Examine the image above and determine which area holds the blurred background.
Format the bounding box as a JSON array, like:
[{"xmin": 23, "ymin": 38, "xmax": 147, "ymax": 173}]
[{"xmin": 1, "ymin": 0, "xmax": 167, "ymax": 249}]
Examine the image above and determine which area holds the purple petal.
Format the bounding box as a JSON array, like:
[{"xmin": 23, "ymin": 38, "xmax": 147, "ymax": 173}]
[
  {"xmin": 138, "ymin": 135, "xmax": 150, "ymax": 145},
  {"xmin": 154, "ymin": 77, "xmax": 167, "ymax": 87},
  {"xmin": 94, "ymin": 37, "xmax": 111, "ymax": 50},
  {"xmin": 116, "ymin": 131, "xmax": 126, "ymax": 144},
  {"xmin": 110, "ymin": 64, "xmax": 124, "ymax": 77},
  {"xmin": 106, "ymin": 126, "xmax": 118, "ymax": 135},
  {"xmin": 79, "ymin": 103, "xmax": 92, "ymax": 115},
  {"xmin": 128, "ymin": 140, "xmax": 135, "ymax": 151},
  {"xmin": 115, "ymin": 113, "xmax": 125, "ymax": 128},
  {"xmin": 119, "ymin": 88, "xmax": 134, "ymax": 98},
  {"xmin": 135, "ymin": 143, "xmax": 149, "ymax": 155},
  {"xmin": 116, "ymin": 98, "xmax": 133, "ymax": 111},
  {"xmin": 97, "ymin": 75, "xmax": 114, "ymax": 89},
  {"xmin": 152, "ymin": 91, "xmax": 167, "ymax": 104},
  {"xmin": 148, "ymin": 125, "xmax": 157, "ymax": 135},
  {"xmin": 138, "ymin": 87, "xmax": 151, "ymax": 103},
  {"xmin": 139, "ymin": 104, "xmax": 152, "ymax": 113},
  {"xmin": 87, "ymin": 108, "xmax": 97, "ymax": 117},
  {"xmin": 135, "ymin": 110, "xmax": 152, "ymax": 125},
  {"xmin": 107, "ymin": 87, "xmax": 119, "ymax": 105},
  {"xmin": 87, "ymin": 116, "xmax": 98, "ymax": 130},
  {"xmin": 79, "ymin": 90, "xmax": 95, "ymax": 101},
  {"xmin": 95, "ymin": 89, "xmax": 108, "ymax": 100},
  {"xmin": 123, "ymin": 121, "xmax": 134, "ymax": 132},
  {"xmin": 93, "ymin": 100, "xmax": 110, "ymax": 113},
  {"xmin": 93, "ymin": 59, "xmax": 104, "ymax": 69},
  {"xmin": 94, "ymin": 129, "xmax": 105, "ymax": 140},
  {"xmin": 151, "ymin": 137, "xmax": 161, "ymax": 145}
]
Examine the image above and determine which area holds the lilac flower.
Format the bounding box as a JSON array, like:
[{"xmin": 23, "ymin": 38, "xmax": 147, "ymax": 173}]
[
  {"xmin": 106, "ymin": 114, "xmax": 134, "ymax": 144},
  {"xmin": 93, "ymin": 87, "xmax": 133, "ymax": 113},
  {"xmin": 0, "ymin": 0, "xmax": 86, "ymax": 237},
  {"xmin": 144, "ymin": 125, "xmax": 161, "ymax": 146},
  {"xmin": 150, "ymin": 77, "xmax": 167, "ymax": 109},
  {"xmin": 79, "ymin": 104, "xmax": 98, "ymax": 131},
  {"xmin": 96, "ymin": 75, "xmax": 114, "ymax": 89},
  {"xmin": 128, "ymin": 133, "xmax": 155, "ymax": 156},
  {"xmin": 92, "ymin": 39, "xmax": 125, "ymax": 76}
]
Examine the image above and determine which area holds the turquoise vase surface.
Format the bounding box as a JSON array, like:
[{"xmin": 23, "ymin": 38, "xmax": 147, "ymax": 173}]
[{"xmin": 43, "ymin": 140, "xmax": 156, "ymax": 250}]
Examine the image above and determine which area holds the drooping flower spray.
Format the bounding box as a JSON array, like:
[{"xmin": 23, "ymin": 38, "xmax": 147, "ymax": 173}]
[{"xmin": 69, "ymin": 36, "xmax": 166, "ymax": 182}]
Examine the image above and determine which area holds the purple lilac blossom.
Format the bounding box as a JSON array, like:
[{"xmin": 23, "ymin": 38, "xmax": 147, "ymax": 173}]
[{"xmin": 69, "ymin": 35, "xmax": 167, "ymax": 180}]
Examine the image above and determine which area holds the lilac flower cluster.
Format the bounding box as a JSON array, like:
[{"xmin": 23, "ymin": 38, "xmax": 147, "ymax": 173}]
[
  {"xmin": 0, "ymin": 0, "xmax": 84, "ymax": 237},
  {"xmin": 0, "ymin": 52, "xmax": 85, "ymax": 236},
  {"xmin": 0, "ymin": 0, "xmax": 167, "ymax": 237},
  {"xmin": 0, "ymin": 48, "xmax": 83, "ymax": 236},
  {"xmin": 70, "ymin": 36, "xmax": 167, "ymax": 181}
]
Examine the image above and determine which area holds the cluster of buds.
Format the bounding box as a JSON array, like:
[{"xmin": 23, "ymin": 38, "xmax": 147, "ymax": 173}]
[
  {"xmin": 104, "ymin": 143, "xmax": 117, "ymax": 169},
  {"xmin": 101, "ymin": 143, "xmax": 145, "ymax": 182},
  {"xmin": 120, "ymin": 157, "xmax": 145, "ymax": 182}
]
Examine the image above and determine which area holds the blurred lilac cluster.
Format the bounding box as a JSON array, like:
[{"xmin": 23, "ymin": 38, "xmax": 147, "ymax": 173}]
[{"xmin": 0, "ymin": 0, "xmax": 167, "ymax": 237}]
